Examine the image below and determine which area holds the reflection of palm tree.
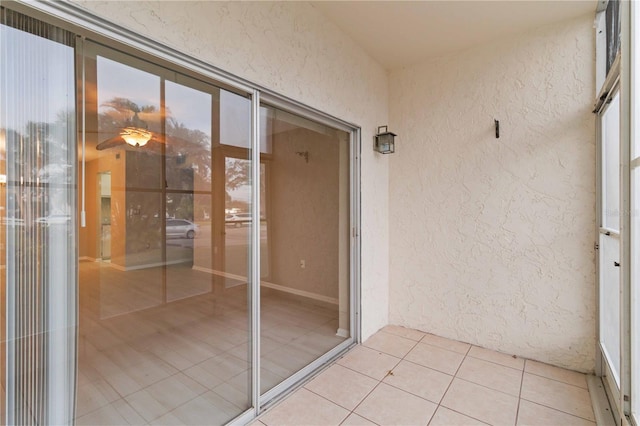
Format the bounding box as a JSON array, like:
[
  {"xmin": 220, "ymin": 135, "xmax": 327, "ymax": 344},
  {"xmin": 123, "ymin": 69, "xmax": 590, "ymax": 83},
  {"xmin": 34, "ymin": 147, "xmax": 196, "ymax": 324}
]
[
  {"xmin": 97, "ymin": 97, "xmax": 215, "ymax": 192},
  {"xmin": 100, "ymin": 97, "xmax": 159, "ymax": 133}
]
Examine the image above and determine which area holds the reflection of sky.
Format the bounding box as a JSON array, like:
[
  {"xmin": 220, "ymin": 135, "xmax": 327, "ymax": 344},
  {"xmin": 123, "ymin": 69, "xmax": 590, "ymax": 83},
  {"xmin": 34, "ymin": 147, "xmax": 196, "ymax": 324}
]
[
  {"xmin": 98, "ymin": 56, "xmax": 160, "ymax": 116},
  {"xmin": 1, "ymin": 25, "xmax": 75, "ymax": 128},
  {"xmin": 220, "ymin": 90, "xmax": 250, "ymax": 149},
  {"xmin": 97, "ymin": 56, "xmax": 160, "ymax": 113},
  {"xmin": 165, "ymin": 80, "xmax": 211, "ymax": 134}
]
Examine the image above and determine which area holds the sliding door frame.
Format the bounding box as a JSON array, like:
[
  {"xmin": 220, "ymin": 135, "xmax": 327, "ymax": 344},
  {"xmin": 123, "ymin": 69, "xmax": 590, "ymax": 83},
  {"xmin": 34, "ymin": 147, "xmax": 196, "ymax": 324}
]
[{"xmin": 3, "ymin": 0, "xmax": 362, "ymax": 423}]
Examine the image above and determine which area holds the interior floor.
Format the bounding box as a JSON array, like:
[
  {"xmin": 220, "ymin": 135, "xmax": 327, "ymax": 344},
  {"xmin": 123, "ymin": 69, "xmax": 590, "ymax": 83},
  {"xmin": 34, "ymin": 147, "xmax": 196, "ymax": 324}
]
[
  {"xmin": 257, "ymin": 326, "xmax": 596, "ymax": 426},
  {"xmin": 76, "ymin": 260, "xmax": 345, "ymax": 425}
]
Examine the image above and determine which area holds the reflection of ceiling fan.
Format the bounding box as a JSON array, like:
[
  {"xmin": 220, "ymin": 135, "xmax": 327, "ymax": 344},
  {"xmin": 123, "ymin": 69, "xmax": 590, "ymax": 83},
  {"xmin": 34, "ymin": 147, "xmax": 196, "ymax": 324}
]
[{"xmin": 96, "ymin": 111, "xmax": 166, "ymax": 151}]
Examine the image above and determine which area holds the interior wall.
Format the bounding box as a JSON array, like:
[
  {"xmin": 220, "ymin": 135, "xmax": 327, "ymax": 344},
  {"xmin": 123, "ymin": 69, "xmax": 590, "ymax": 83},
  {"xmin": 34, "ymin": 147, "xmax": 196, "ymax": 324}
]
[
  {"xmin": 70, "ymin": 0, "xmax": 390, "ymax": 339},
  {"xmin": 389, "ymin": 15, "xmax": 596, "ymax": 372},
  {"xmin": 79, "ymin": 153, "xmax": 126, "ymax": 266},
  {"xmin": 269, "ymin": 127, "xmax": 340, "ymax": 300}
]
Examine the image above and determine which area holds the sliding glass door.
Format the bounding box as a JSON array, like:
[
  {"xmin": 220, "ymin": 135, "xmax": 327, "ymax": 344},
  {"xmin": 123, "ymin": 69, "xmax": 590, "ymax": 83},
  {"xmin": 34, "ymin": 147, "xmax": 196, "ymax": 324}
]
[
  {"xmin": 1, "ymin": 5, "xmax": 359, "ymax": 425},
  {"xmin": 75, "ymin": 40, "xmax": 254, "ymax": 425},
  {"xmin": 258, "ymin": 104, "xmax": 352, "ymax": 397}
]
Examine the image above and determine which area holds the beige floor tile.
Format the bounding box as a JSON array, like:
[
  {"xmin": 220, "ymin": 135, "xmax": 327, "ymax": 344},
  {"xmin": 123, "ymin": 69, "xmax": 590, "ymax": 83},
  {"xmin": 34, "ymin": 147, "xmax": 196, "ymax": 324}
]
[
  {"xmin": 429, "ymin": 406, "xmax": 489, "ymax": 425},
  {"xmin": 441, "ymin": 378, "xmax": 519, "ymax": 425},
  {"xmin": 183, "ymin": 363, "xmax": 226, "ymax": 390},
  {"xmin": 363, "ymin": 331, "xmax": 418, "ymax": 358},
  {"xmin": 383, "ymin": 360, "xmax": 452, "ymax": 404},
  {"xmin": 151, "ymin": 348, "xmax": 195, "ymax": 371},
  {"xmin": 305, "ymin": 364, "xmax": 378, "ymax": 410},
  {"xmin": 75, "ymin": 378, "xmax": 121, "ymax": 417},
  {"xmin": 354, "ymin": 383, "xmax": 437, "ymax": 426},
  {"xmin": 103, "ymin": 371, "xmax": 145, "ymax": 397},
  {"xmin": 261, "ymin": 344, "xmax": 317, "ymax": 379},
  {"xmin": 517, "ymin": 399, "xmax": 596, "ymax": 426},
  {"xmin": 170, "ymin": 391, "xmax": 246, "ymax": 425},
  {"xmin": 381, "ymin": 325, "xmax": 426, "ymax": 341},
  {"xmin": 337, "ymin": 345, "xmax": 401, "ymax": 380},
  {"xmin": 124, "ymin": 389, "xmax": 170, "ymax": 422},
  {"xmin": 198, "ymin": 352, "xmax": 250, "ymax": 382},
  {"xmin": 456, "ymin": 356, "xmax": 523, "ymax": 396},
  {"xmin": 75, "ymin": 403, "xmax": 129, "ymax": 425},
  {"xmin": 108, "ymin": 399, "xmax": 146, "ymax": 425},
  {"xmin": 421, "ymin": 333, "xmax": 471, "ymax": 355},
  {"xmin": 341, "ymin": 413, "xmax": 377, "ymax": 425},
  {"xmin": 125, "ymin": 357, "xmax": 179, "ymax": 389},
  {"xmin": 149, "ymin": 412, "xmax": 183, "ymax": 425},
  {"xmin": 405, "ymin": 342, "xmax": 465, "ymax": 375},
  {"xmin": 525, "ymin": 360, "xmax": 588, "ymax": 389},
  {"xmin": 260, "ymin": 388, "xmax": 349, "ymax": 426},
  {"xmin": 144, "ymin": 373, "xmax": 207, "ymax": 410},
  {"xmin": 468, "ymin": 346, "xmax": 525, "ymax": 370},
  {"xmin": 521, "ymin": 373, "xmax": 595, "ymax": 421}
]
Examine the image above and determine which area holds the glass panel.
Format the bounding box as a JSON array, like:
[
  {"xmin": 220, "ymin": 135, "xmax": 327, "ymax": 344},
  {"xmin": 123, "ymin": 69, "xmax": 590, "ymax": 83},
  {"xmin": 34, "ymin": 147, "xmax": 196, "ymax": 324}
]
[
  {"xmin": 223, "ymin": 158, "xmax": 267, "ymax": 285},
  {"xmin": 77, "ymin": 41, "xmax": 252, "ymax": 424},
  {"xmin": 259, "ymin": 105, "xmax": 350, "ymax": 392},
  {"xmin": 600, "ymin": 233, "xmax": 621, "ymax": 387},
  {"xmin": 1, "ymin": 11, "xmax": 77, "ymax": 424},
  {"xmin": 603, "ymin": 91, "xmax": 621, "ymax": 230}
]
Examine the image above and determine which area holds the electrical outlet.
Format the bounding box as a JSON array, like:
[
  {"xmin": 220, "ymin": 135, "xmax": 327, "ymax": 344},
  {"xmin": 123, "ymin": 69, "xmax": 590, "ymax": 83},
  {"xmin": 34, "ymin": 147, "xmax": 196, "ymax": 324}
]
[{"xmin": 299, "ymin": 259, "xmax": 306, "ymax": 269}]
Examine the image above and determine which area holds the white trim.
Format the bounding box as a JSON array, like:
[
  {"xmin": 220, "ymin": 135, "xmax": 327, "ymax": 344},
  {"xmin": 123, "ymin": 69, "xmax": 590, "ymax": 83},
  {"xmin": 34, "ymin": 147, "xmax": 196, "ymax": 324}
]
[
  {"xmin": 260, "ymin": 281, "xmax": 339, "ymax": 306},
  {"xmin": 336, "ymin": 328, "xmax": 349, "ymax": 338},
  {"xmin": 190, "ymin": 265, "xmax": 338, "ymax": 305},
  {"xmin": 587, "ymin": 375, "xmax": 617, "ymax": 426},
  {"xmin": 192, "ymin": 265, "xmax": 247, "ymax": 282},
  {"xmin": 108, "ymin": 259, "xmax": 191, "ymax": 272}
]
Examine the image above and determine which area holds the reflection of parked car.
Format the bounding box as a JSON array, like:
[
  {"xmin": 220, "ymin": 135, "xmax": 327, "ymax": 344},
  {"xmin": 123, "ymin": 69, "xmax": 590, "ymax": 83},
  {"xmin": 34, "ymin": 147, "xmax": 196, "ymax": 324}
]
[
  {"xmin": 2, "ymin": 217, "xmax": 25, "ymax": 227},
  {"xmin": 166, "ymin": 219, "xmax": 198, "ymax": 239},
  {"xmin": 225, "ymin": 213, "xmax": 252, "ymax": 227},
  {"xmin": 35, "ymin": 215, "xmax": 71, "ymax": 225}
]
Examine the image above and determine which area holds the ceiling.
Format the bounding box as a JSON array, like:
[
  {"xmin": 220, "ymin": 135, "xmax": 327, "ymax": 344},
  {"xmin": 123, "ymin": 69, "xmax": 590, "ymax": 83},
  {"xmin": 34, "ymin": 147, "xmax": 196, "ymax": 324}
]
[{"xmin": 310, "ymin": 1, "xmax": 598, "ymax": 70}]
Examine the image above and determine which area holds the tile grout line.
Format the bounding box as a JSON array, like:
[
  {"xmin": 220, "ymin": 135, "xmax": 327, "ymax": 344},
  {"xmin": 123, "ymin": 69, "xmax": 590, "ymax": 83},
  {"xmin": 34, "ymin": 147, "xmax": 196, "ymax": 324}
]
[
  {"xmin": 339, "ymin": 334, "xmax": 421, "ymax": 425},
  {"xmin": 427, "ymin": 343, "xmax": 494, "ymax": 426},
  {"xmin": 514, "ymin": 360, "xmax": 526, "ymax": 426},
  {"xmin": 523, "ymin": 370, "xmax": 590, "ymax": 390},
  {"xmin": 518, "ymin": 396, "xmax": 598, "ymax": 423}
]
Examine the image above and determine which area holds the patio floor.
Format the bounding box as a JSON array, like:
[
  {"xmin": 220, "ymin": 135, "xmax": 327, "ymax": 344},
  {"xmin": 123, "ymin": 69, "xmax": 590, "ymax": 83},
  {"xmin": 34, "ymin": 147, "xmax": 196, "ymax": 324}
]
[{"xmin": 255, "ymin": 325, "xmax": 596, "ymax": 426}]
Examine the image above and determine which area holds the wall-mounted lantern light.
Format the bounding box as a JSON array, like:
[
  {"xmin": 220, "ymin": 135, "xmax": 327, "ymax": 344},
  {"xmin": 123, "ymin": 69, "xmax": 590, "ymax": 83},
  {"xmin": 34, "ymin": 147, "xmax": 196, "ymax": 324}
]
[{"xmin": 374, "ymin": 125, "xmax": 396, "ymax": 154}]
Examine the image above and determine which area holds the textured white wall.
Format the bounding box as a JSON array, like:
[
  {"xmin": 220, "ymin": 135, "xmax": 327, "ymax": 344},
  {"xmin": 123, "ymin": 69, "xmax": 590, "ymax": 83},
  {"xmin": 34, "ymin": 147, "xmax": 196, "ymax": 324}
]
[
  {"xmin": 71, "ymin": 0, "xmax": 390, "ymax": 340},
  {"xmin": 389, "ymin": 15, "xmax": 596, "ymax": 372}
]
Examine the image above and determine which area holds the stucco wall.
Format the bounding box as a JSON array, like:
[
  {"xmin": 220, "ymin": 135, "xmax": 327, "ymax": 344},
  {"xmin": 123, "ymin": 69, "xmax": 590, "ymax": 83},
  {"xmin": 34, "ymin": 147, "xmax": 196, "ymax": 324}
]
[
  {"xmin": 70, "ymin": 0, "xmax": 390, "ymax": 339},
  {"xmin": 389, "ymin": 15, "xmax": 596, "ymax": 371}
]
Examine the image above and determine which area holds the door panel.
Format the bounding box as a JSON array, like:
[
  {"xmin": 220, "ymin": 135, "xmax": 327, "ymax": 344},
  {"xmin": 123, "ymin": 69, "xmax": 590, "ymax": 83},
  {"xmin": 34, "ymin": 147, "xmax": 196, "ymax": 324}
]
[{"xmin": 598, "ymin": 88, "xmax": 622, "ymax": 411}]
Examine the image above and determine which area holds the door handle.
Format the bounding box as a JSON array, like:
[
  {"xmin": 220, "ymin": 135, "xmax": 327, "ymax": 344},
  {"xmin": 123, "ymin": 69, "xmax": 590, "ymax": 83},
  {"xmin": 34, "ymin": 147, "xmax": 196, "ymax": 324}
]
[{"xmin": 614, "ymin": 261, "xmax": 620, "ymax": 267}]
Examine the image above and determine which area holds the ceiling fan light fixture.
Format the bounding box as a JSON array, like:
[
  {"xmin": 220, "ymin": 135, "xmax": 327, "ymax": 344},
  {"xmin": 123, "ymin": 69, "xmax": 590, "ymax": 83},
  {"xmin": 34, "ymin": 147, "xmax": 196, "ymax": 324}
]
[{"xmin": 120, "ymin": 127, "xmax": 152, "ymax": 147}]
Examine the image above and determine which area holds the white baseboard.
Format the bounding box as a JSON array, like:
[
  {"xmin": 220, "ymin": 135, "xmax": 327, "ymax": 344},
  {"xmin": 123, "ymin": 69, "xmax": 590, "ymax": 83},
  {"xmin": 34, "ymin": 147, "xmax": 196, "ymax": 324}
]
[
  {"xmin": 191, "ymin": 265, "xmax": 339, "ymax": 305},
  {"xmin": 336, "ymin": 328, "xmax": 349, "ymax": 338},
  {"xmin": 109, "ymin": 258, "xmax": 191, "ymax": 272},
  {"xmin": 260, "ymin": 281, "xmax": 339, "ymax": 305},
  {"xmin": 192, "ymin": 265, "xmax": 247, "ymax": 284}
]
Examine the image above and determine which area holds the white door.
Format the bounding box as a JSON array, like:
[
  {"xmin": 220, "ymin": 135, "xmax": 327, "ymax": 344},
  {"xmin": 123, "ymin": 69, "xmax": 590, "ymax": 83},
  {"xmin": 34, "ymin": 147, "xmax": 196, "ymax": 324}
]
[{"xmin": 598, "ymin": 88, "xmax": 622, "ymax": 409}]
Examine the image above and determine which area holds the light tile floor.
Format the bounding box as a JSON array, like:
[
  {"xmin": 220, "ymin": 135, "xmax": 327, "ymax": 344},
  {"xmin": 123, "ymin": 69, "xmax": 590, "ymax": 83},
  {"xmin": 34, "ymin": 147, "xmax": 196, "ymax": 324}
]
[
  {"xmin": 256, "ymin": 325, "xmax": 596, "ymax": 426},
  {"xmin": 75, "ymin": 261, "xmax": 345, "ymax": 425}
]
